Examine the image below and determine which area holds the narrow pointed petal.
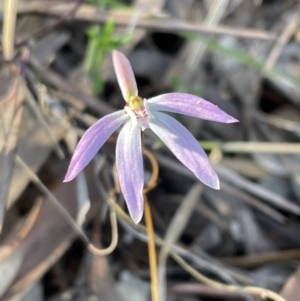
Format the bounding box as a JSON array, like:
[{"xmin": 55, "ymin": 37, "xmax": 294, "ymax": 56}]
[
  {"xmin": 148, "ymin": 93, "xmax": 238, "ymax": 123},
  {"xmin": 112, "ymin": 50, "xmax": 138, "ymax": 102},
  {"xmin": 150, "ymin": 112, "xmax": 219, "ymax": 189},
  {"xmin": 64, "ymin": 110, "xmax": 128, "ymax": 182},
  {"xmin": 116, "ymin": 121, "xmax": 144, "ymax": 223}
]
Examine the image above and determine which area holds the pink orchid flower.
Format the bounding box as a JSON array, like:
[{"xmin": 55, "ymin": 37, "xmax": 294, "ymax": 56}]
[{"xmin": 64, "ymin": 50, "xmax": 238, "ymax": 223}]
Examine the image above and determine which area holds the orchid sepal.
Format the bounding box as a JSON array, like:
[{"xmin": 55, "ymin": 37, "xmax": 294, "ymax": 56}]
[
  {"xmin": 64, "ymin": 110, "xmax": 128, "ymax": 182},
  {"xmin": 148, "ymin": 93, "xmax": 239, "ymax": 123},
  {"xmin": 150, "ymin": 112, "xmax": 220, "ymax": 189},
  {"xmin": 112, "ymin": 50, "xmax": 138, "ymax": 102},
  {"xmin": 116, "ymin": 121, "xmax": 144, "ymax": 223}
]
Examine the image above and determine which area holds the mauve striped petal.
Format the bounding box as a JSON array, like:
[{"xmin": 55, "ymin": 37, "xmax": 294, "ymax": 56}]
[
  {"xmin": 147, "ymin": 93, "xmax": 238, "ymax": 123},
  {"xmin": 150, "ymin": 112, "xmax": 220, "ymax": 189},
  {"xmin": 64, "ymin": 110, "xmax": 128, "ymax": 182},
  {"xmin": 112, "ymin": 50, "xmax": 138, "ymax": 102},
  {"xmin": 116, "ymin": 121, "xmax": 144, "ymax": 224}
]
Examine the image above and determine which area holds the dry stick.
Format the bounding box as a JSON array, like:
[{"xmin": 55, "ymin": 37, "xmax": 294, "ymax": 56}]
[
  {"xmin": 0, "ymin": 0, "xmax": 22, "ymax": 235},
  {"xmin": 0, "ymin": 75, "xmax": 24, "ymax": 235},
  {"xmin": 15, "ymin": 155, "xmax": 118, "ymax": 256},
  {"xmin": 254, "ymin": 111, "xmax": 300, "ymax": 135},
  {"xmin": 2, "ymin": 0, "xmax": 18, "ymax": 60},
  {"xmin": 169, "ymin": 283, "xmax": 249, "ymax": 299},
  {"xmin": 264, "ymin": 9, "xmax": 300, "ymax": 71},
  {"xmin": 220, "ymin": 181, "xmax": 285, "ymax": 223},
  {"xmin": 14, "ymin": 1, "xmax": 276, "ymax": 40},
  {"xmin": 14, "ymin": 0, "xmax": 83, "ymax": 49},
  {"xmin": 220, "ymin": 248, "xmax": 300, "ymax": 268},
  {"xmin": 184, "ymin": 0, "xmax": 229, "ymax": 87},
  {"xmin": 215, "ymin": 164, "xmax": 300, "ymax": 214},
  {"xmin": 223, "ymin": 141, "xmax": 300, "ymax": 153},
  {"xmin": 200, "ymin": 141, "xmax": 300, "ymax": 154},
  {"xmin": 155, "ymin": 153, "xmax": 300, "ymax": 215}
]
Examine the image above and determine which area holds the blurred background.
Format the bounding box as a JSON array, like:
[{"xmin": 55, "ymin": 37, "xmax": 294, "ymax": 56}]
[{"xmin": 1, "ymin": 0, "xmax": 300, "ymax": 300}]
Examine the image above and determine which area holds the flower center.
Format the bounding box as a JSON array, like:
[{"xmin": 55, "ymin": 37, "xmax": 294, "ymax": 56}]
[
  {"xmin": 126, "ymin": 96, "xmax": 151, "ymax": 131},
  {"xmin": 128, "ymin": 95, "xmax": 143, "ymax": 110}
]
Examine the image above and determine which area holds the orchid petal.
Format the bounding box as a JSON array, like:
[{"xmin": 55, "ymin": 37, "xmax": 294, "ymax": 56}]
[
  {"xmin": 150, "ymin": 112, "xmax": 219, "ymax": 189},
  {"xmin": 112, "ymin": 50, "xmax": 138, "ymax": 102},
  {"xmin": 64, "ymin": 110, "xmax": 128, "ymax": 182},
  {"xmin": 148, "ymin": 93, "xmax": 238, "ymax": 123},
  {"xmin": 116, "ymin": 120, "xmax": 144, "ymax": 223}
]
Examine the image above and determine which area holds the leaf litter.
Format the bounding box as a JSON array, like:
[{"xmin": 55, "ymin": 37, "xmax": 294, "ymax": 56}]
[{"xmin": 1, "ymin": 0, "xmax": 300, "ymax": 301}]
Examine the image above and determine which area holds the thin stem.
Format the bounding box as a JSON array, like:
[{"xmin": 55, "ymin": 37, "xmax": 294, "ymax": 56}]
[
  {"xmin": 144, "ymin": 195, "xmax": 159, "ymax": 301},
  {"xmin": 88, "ymin": 190, "xmax": 119, "ymax": 256},
  {"xmin": 143, "ymin": 148, "xmax": 159, "ymax": 193},
  {"xmin": 16, "ymin": 155, "xmax": 118, "ymax": 256}
]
